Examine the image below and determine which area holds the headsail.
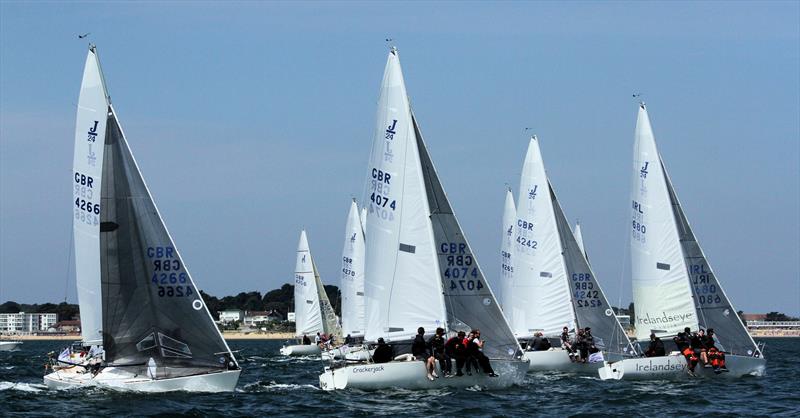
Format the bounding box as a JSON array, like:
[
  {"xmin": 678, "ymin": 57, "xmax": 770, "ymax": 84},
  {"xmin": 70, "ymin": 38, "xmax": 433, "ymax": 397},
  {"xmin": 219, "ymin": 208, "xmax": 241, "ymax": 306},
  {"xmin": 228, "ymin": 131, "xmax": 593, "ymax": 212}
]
[
  {"xmin": 573, "ymin": 221, "xmax": 587, "ymax": 260},
  {"xmin": 630, "ymin": 104, "xmax": 698, "ymax": 340},
  {"xmin": 294, "ymin": 230, "xmax": 323, "ymax": 337},
  {"xmin": 363, "ymin": 48, "xmax": 445, "ymax": 343},
  {"xmin": 341, "ymin": 200, "xmax": 366, "ymax": 337},
  {"xmin": 664, "ymin": 156, "xmax": 760, "ymax": 356},
  {"xmin": 415, "ymin": 115, "xmax": 520, "ymax": 359},
  {"xmin": 99, "ymin": 103, "xmax": 236, "ymax": 378},
  {"xmin": 499, "ymin": 188, "xmax": 516, "ymax": 312},
  {"xmin": 550, "ymin": 183, "xmax": 633, "ymax": 355},
  {"xmin": 73, "ymin": 47, "xmax": 108, "ymax": 346},
  {"xmin": 512, "ymin": 136, "xmax": 575, "ymax": 338},
  {"xmin": 313, "ymin": 258, "xmax": 341, "ymax": 338}
]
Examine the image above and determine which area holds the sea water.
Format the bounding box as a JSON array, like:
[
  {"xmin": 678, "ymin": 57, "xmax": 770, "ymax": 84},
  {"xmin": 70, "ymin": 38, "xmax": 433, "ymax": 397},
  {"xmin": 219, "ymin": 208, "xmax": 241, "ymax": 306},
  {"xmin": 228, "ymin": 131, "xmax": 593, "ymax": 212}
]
[{"xmin": 1, "ymin": 339, "xmax": 797, "ymax": 416}]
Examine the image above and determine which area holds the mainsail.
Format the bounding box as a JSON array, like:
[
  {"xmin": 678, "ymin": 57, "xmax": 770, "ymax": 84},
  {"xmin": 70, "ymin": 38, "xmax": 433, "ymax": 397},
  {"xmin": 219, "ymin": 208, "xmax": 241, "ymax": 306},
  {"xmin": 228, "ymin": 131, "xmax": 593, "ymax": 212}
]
[
  {"xmin": 294, "ymin": 230, "xmax": 324, "ymax": 337},
  {"xmin": 499, "ymin": 188, "xmax": 516, "ymax": 312},
  {"xmin": 98, "ymin": 73, "xmax": 236, "ymax": 378},
  {"xmin": 511, "ymin": 136, "xmax": 575, "ymax": 338},
  {"xmin": 363, "ymin": 48, "xmax": 446, "ymax": 343},
  {"xmin": 73, "ymin": 48, "xmax": 108, "ymax": 346},
  {"xmin": 340, "ymin": 200, "xmax": 366, "ymax": 337},
  {"xmin": 363, "ymin": 48, "xmax": 519, "ymax": 360},
  {"xmin": 573, "ymin": 221, "xmax": 587, "ymax": 260},
  {"xmin": 630, "ymin": 104, "xmax": 698, "ymax": 340}
]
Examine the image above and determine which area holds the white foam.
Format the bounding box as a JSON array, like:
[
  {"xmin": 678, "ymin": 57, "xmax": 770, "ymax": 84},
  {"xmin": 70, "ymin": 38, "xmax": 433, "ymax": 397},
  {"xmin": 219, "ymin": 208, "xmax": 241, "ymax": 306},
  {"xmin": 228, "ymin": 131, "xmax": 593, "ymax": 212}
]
[{"xmin": 0, "ymin": 381, "xmax": 47, "ymax": 393}]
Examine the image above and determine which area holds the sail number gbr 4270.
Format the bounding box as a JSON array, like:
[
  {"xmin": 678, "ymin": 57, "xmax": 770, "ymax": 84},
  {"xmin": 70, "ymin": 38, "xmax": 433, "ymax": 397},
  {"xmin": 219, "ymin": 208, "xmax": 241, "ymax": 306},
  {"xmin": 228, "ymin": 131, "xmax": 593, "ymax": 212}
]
[
  {"xmin": 442, "ymin": 242, "xmax": 484, "ymax": 292},
  {"xmin": 148, "ymin": 246, "xmax": 194, "ymax": 298}
]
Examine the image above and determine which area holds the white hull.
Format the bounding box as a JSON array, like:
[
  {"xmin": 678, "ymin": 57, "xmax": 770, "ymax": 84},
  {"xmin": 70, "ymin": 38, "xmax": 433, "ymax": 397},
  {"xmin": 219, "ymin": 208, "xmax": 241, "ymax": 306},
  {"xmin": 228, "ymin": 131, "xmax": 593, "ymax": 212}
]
[
  {"xmin": 598, "ymin": 353, "xmax": 766, "ymax": 380},
  {"xmin": 0, "ymin": 341, "xmax": 22, "ymax": 351},
  {"xmin": 44, "ymin": 366, "xmax": 240, "ymax": 392},
  {"xmin": 321, "ymin": 346, "xmax": 373, "ymax": 361},
  {"xmin": 280, "ymin": 344, "xmax": 321, "ymax": 356},
  {"xmin": 524, "ymin": 349, "xmax": 624, "ymax": 373},
  {"xmin": 319, "ymin": 358, "xmax": 528, "ymax": 391}
]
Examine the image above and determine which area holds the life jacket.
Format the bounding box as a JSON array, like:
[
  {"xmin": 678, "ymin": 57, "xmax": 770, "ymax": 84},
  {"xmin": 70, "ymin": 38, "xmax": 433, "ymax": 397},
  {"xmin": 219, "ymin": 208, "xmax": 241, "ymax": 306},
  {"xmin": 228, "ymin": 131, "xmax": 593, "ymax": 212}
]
[
  {"xmin": 682, "ymin": 347, "xmax": 697, "ymax": 361},
  {"xmin": 708, "ymin": 347, "xmax": 726, "ymax": 368}
]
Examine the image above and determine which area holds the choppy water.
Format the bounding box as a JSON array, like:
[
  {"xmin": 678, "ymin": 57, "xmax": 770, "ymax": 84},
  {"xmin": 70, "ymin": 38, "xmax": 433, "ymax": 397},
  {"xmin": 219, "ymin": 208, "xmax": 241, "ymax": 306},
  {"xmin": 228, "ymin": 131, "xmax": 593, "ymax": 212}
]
[{"xmin": 1, "ymin": 338, "xmax": 798, "ymax": 416}]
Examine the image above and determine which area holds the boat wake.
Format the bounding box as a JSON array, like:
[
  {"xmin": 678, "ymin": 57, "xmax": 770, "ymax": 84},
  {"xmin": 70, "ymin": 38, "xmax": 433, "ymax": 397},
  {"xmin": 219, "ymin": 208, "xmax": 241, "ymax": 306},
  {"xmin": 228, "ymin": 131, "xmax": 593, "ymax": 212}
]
[
  {"xmin": 0, "ymin": 382, "xmax": 48, "ymax": 393},
  {"xmin": 240, "ymin": 380, "xmax": 320, "ymax": 392}
]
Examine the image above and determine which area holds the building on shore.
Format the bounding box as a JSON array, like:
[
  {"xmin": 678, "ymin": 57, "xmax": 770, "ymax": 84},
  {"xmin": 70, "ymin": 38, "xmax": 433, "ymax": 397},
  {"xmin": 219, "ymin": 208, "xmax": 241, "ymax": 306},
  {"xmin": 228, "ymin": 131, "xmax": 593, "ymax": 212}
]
[
  {"xmin": 0, "ymin": 312, "xmax": 58, "ymax": 333},
  {"xmin": 218, "ymin": 310, "xmax": 244, "ymax": 324},
  {"xmin": 746, "ymin": 320, "xmax": 800, "ymax": 337}
]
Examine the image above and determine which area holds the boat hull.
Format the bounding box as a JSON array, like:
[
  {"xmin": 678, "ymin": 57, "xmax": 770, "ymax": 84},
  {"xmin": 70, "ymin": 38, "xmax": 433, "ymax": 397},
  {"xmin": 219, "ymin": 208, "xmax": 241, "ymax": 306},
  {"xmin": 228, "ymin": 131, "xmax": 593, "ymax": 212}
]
[
  {"xmin": 321, "ymin": 346, "xmax": 373, "ymax": 361},
  {"xmin": 44, "ymin": 367, "xmax": 240, "ymax": 392},
  {"xmin": 0, "ymin": 341, "xmax": 22, "ymax": 351},
  {"xmin": 280, "ymin": 344, "xmax": 322, "ymax": 356},
  {"xmin": 524, "ymin": 349, "xmax": 625, "ymax": 373},
  {"xmin": 598, "ymin": 353, "xmax": 766, "ymax": 380},
  {"xmin": 319, "ymin": 358, "xmax": 528, "ymax": 391}
]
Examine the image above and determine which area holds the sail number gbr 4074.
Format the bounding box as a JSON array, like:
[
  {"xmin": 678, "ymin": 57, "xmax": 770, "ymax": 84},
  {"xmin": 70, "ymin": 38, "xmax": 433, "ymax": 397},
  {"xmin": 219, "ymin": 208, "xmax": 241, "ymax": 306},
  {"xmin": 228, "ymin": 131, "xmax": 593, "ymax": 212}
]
[
  {"xmin": 148, "ymin": 246, "xmax": 194, "ymax": 298},
  {"xmin": 441, "ymin": 242, "xmax": 484, "ymax": 292},
  {"xmin": 369, "ymin": 168, "xmax": 397, "ymax": 220}
]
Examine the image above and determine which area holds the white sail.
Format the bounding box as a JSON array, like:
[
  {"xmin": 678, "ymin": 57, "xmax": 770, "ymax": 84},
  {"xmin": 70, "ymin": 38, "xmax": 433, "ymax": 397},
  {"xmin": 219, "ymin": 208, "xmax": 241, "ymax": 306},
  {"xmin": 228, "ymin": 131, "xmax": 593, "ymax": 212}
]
[
  {"xmin": 573, "ymin": 221, "xmax": 587, "ymax": 260},
  {"xmin": 630, "ymin": 104, "xmax": 698, "ymax": 340},
  {"xmin": 499, "ymin": 188, "xmax": 516, "ymax": 312},
  {"xmin": 363, "ymin": 49, "xmax": 445, "ymax": 343},
  {"xmin": 294, "ymin": 230, "xmax": 323, "ymax": 337},
  {"xmin": 72, "ymin": 48, "xmax": 109, "ymax": 346},
  {"xmin": 512, "ymin": 136, "xmax": 575, "ymax": 338},
  {"xmin": 340, "ymin": 199, "xmax": 366, "ymax": 337},
  {"xmin": 360, "ymin": 207, "xmax": 367, "ymax": 234}
]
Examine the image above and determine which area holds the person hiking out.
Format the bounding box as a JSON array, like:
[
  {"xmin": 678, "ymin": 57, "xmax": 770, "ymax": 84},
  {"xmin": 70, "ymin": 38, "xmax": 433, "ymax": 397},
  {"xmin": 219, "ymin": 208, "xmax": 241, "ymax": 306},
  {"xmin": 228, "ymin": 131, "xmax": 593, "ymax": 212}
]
[
  {"xmin": 428, "ymin": 327, "xmax": 451, "ymax": 377},
  {"xmin": 412, "ymin": 327, "xmax": 437, "ymax": 380},
  {"xmin": 446, "ymin": 330, "xmax": 467, "ymax": 376}
]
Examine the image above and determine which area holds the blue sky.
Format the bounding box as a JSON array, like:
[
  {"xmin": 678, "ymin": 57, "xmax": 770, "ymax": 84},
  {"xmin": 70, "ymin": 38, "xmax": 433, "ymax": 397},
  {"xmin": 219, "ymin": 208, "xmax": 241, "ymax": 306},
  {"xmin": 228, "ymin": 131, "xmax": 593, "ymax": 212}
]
[{"xmin": 1, "ymin": 1, "xmax": 798, "ymax": 315}]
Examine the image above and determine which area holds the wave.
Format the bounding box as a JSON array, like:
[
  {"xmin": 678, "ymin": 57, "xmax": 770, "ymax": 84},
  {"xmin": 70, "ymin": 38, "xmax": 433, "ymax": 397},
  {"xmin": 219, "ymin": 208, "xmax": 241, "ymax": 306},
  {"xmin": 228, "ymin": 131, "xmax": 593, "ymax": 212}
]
[{"xmin": 0, "ymin": 382, "xmax": 47, "ymax": 393}]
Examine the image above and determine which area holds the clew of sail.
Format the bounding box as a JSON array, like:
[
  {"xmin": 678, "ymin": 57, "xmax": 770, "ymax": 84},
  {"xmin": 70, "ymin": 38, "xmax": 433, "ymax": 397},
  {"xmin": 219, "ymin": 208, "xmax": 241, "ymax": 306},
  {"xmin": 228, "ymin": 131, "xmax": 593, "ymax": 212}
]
[
  {"xmin": 294, "ymin": 230, "xmax": 324, "ymax": 337},
  {"xmin": 414, "ymin": 115, "xmax": 520, "ymax": 360},
  {"xmin": 630, "ymin": 104, "xmax": 698, "ymax": 340},
  {"xmin": 363, "ymin": 49, "xmax": 445, "ymax": 343},
  {"xmin": 550, "ymin": 183, "xmax": 634, "ymax": 355},
  {"xmin": 341, "ymin": 200, "xmax": 366, "ymax": 337},
  {"xmin": 499, "ymin": 188, "xmax": 516, "ymax": 313},
  {"xmin": 73, "ymin": 48, "xmax": 108, "ymax": 346},
  {"xmin": 513, "ymin": 136, "xmax": 575, "ymax": 338},
  {"xmin": 664, "ymin": 161, "xmax": 760, "ymax": 357}
]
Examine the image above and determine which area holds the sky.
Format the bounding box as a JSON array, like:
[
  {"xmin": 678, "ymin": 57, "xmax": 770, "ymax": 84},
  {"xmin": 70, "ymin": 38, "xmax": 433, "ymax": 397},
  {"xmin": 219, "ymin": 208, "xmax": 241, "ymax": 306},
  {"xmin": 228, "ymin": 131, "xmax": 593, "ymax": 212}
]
[{"xmin": 1, "ymin": 1, "xmax": 798, "ymax": 315}]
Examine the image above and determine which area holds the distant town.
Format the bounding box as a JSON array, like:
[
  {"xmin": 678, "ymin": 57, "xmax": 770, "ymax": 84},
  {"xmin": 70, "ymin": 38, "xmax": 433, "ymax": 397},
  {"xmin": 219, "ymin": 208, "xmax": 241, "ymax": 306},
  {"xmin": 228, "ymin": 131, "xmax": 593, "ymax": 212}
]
[{"xmin": 1, "ymin": 284, "xmax": 798, "ymax": 338}]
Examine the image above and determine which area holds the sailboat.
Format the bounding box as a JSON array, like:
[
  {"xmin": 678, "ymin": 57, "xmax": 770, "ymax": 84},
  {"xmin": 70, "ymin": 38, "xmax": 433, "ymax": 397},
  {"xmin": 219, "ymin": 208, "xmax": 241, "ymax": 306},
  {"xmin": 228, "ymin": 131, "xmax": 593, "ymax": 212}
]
[
  {"xmin": 598, "ymin": 103, "xmax": 766, "ymax": 380},
  {"xmin": 321, "ymin": 200, "xmax": 369, "ymax": 361},
  {"xmin": 43, "ymin": 45, "xmax": 241, "ymax": 392},
  {"xmin": 505, "ymin": 136, "xmax": 635, "ymax": 373},
  {"xmin": 499, "ymin": 188, "xmax": 516, "ymax": 312},
  {"xmin": 281, "ymin": 230, "xmax": 341, "ymax": 356},
  {"xmin": 319, "ymin": 47, "xmax": 528, "ymax": 391}
]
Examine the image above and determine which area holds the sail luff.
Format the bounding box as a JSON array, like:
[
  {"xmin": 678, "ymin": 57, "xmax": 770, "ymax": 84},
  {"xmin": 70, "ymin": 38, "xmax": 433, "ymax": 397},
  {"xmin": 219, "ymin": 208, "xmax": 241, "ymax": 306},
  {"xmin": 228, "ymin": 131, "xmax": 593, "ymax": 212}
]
[{"xmin": 73, "ymin": 47, "xmax": 109, "ymax": 346}]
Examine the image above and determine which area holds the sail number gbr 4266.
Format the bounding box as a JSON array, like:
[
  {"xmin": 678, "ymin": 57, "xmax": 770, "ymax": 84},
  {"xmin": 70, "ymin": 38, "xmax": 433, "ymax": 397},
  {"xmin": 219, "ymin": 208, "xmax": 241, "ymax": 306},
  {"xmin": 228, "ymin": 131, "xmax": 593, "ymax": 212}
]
[{"xmin": 148, "ymin": 246, "xmax": 194, "ymax": 298}]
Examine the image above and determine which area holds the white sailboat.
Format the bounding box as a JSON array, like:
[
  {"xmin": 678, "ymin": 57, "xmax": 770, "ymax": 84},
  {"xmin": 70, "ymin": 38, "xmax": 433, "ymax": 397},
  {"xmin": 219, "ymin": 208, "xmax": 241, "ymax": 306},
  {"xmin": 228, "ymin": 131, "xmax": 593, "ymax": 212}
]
[
  {"xmin": 598, "ymin": 103, "xmax": 766, "ymax": 380},
  {"xmin": 506, "ymin": 136, "xmax": 635, "ymax": 373},
  {"xmin": 321, "ymin": 201, "xmax": 370, "ymax": 361},
  {"xmin": 499, "ymin": 188, "xmax": 516, "ymax": 313},
  {"xmin": 44, "ymin": 45, "xmax": 241, "ymax": 392},
  {"xmin": 319, "ymin": 47, "xmax": 528, "ymax": 391},
  {"xmin": 281, "ymin": 230, "xmax": 341, "ymax": 356}
]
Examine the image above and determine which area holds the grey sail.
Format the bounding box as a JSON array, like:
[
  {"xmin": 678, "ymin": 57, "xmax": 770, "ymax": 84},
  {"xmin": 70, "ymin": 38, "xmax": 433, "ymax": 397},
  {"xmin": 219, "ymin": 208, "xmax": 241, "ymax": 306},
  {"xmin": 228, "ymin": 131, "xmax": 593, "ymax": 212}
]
[
  {"xmin": 100, "ymin": 109, "xmax": 236, "ymax": 378},
  {"xmin": 313, "ymin": 258, "xmax": 341, "ymax": 338},
  {"xmin": 549, "ymin": 182, "xmax": 634, "ymax": 355},
  {"xmin": 413, "ymin": 114, "xmax": 520, "ymax": 360},
  {"xmin": 662, "ymin": 160, "xmax": 760, "ymax": 357}
]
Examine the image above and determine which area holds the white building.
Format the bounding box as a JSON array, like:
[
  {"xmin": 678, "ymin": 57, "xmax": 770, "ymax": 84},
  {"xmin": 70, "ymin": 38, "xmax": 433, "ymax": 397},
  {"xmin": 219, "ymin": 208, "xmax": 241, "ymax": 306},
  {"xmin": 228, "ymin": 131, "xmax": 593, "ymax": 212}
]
[
  {"xmin": 0, "ymin": 312, "xmax": 58, "ymax": 333},
  {"xmin": 287, "ymin": 312, "xmax": 296, "ymax": 322},
  {"xmin": 243, "ymin": 311, "xmax": 270, "ymax": 327},
  {"xmin": 218, "ymin": 310, "xmax": 244, "ymax": 324}
]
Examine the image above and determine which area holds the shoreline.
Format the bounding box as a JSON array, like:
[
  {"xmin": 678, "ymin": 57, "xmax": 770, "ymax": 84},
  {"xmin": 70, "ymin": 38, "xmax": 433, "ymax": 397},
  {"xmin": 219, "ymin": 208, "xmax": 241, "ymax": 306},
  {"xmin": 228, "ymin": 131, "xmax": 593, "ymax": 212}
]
[{"xmin": 3, "ymin": 332, "xmax": 296, "ymax": 341}]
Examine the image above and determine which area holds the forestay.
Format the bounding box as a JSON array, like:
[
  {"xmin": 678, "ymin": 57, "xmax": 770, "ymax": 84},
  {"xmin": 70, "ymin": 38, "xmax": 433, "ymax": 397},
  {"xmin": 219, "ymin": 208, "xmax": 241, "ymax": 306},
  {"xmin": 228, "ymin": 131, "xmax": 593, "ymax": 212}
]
[
  {"xmin": 414, "ymin": 115, "xmax": 520, "ymax": 360},
  {"xmin": 294, "ymin": 231, "xmax": 324, "ymax": 337},
  {"xmin": 499, "ymin": 188, "xmax": 516, "ymax": 313},
  {"xmin": 99, "ymin": 106, "xmax": 235, "ymax": 379},
  {"xmin": 341, "ymin": 200, "xmax": 366, "ymax": 337},
  {"xmin": 512, "ymin": 136, "xmax": 575, "ymax": 338},
  {"xmin": 630, "ymin": 104, "xmax": 699, "ymax": 340},
  {"xmin": 664, "ymin": 162, "xmax": 760, "ymax": 356},
  {"xmin": 550, "ymin": 184, "xmax": 633, "ymax": 355},
  {"xmin": 73, "ymin": 47, "xmax": 108, "ymax": 346},
  {"xmin": 363, "ymin": 49, "xmax": 445, "ymax": 343}
]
